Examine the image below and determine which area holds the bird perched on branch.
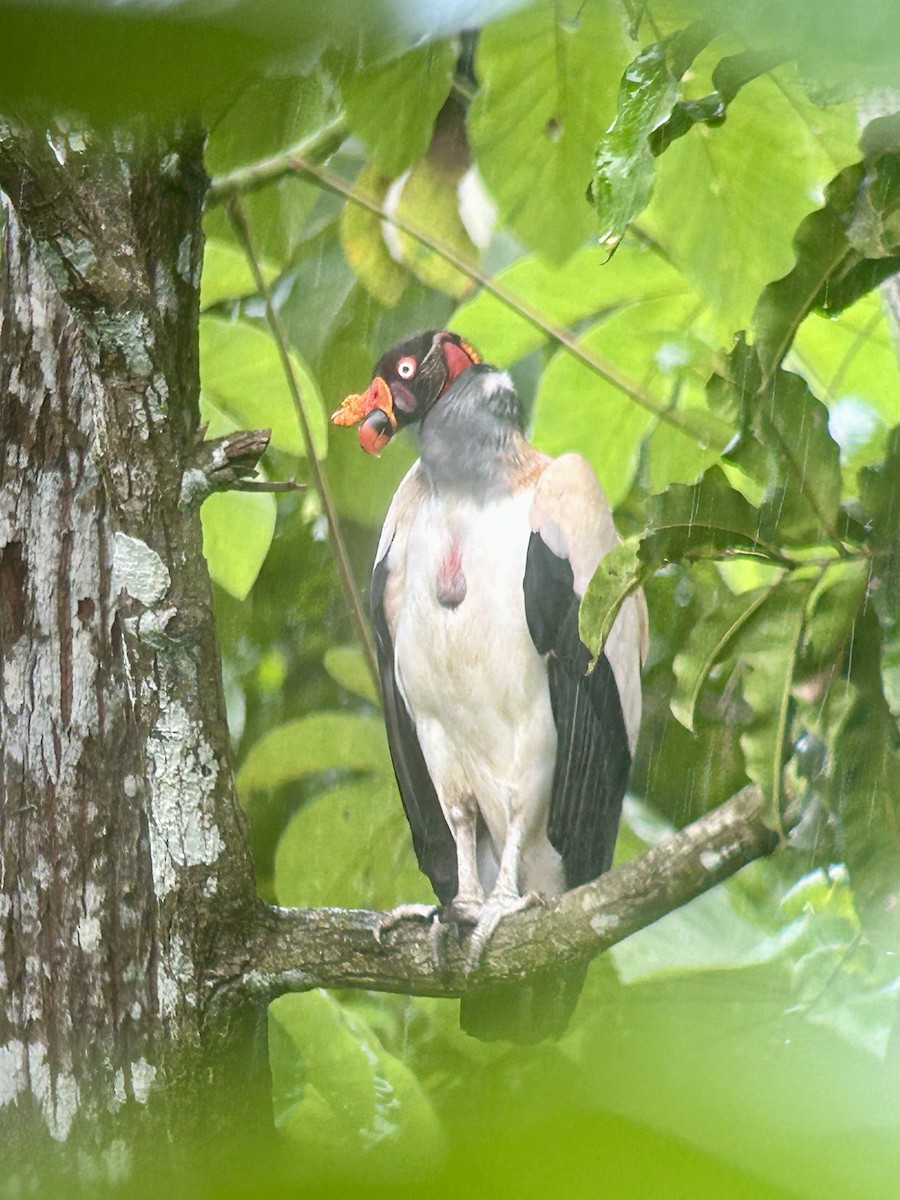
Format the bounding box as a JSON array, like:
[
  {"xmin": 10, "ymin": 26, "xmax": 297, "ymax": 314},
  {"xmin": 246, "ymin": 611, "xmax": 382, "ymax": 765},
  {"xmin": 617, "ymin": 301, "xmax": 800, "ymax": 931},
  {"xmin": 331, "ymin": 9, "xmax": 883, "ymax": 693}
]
[{"xmin": 331, "ymin": 330, "xmax": 646, "ymax": 1041}]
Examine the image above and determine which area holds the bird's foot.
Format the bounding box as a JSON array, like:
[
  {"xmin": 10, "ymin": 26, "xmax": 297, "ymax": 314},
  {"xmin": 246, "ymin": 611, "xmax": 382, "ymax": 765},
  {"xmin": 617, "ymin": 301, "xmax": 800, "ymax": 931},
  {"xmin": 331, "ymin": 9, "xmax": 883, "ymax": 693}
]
[
  {"xmin": 373, "ymin": 902, "xmax": 440, "ymax": 945},
  {"xmin": 465, "ymin": 890, "xmax": 544, "ymax": 972}
]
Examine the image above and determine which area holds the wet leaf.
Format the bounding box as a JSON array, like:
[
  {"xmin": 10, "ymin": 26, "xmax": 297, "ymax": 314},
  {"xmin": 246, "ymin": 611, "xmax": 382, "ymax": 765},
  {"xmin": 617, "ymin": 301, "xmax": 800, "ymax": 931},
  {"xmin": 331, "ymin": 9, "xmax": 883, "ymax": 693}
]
[
  {"xmin": 736, "ymin": 575, "xmax": 817, "ymax": 831},
  {"xmin": 754, "ymin": 122, "xmax": 900, "ymax": 375},
  {"xmin": 580, "ymin": 467, "xmax": 771, "ymax": 659},
  {"xmin": 340, "ymin": 41, "xmax": 456, "ymax": 179},
  {"xmin": 859, "ymin": 424, "xmax": 900, "ymax": 727},
  {"xmin": 200, "ymin": 315, "xmax": 328, "ymax": 457},
  {"xmin": 200, "ymin": 488, "xmax": 276, "ymax": 601},
  {"xmin": 671, "ymin": 582, "xmax": 775, "ymax": 732},
  {"xmin": 711, "ymin": 338, "xmax": 843, "ymax": 547},
  {"xmin": 589, "ymin": 21, "xmax": 716, "ymax": 245},
  {"xmin": 238, "ymin": 712, "xmax": 390, "ymax": 791}
]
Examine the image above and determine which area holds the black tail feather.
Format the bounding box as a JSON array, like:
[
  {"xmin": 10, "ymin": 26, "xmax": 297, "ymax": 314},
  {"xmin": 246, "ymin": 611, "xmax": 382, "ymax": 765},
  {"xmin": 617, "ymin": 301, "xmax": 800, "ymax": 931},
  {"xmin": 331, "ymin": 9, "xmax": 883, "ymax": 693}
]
[{"xmin": 459, "ymin": 960, "xmax": 588, "ymax": 1043}]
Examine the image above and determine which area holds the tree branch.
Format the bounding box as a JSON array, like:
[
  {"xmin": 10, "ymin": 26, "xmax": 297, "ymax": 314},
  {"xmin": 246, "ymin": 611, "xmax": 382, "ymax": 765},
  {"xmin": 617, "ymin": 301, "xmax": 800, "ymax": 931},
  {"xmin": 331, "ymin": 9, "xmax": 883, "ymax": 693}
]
[{"xmin": 241, "ymin": 784, "xmax": 790, "ymax": 1001}]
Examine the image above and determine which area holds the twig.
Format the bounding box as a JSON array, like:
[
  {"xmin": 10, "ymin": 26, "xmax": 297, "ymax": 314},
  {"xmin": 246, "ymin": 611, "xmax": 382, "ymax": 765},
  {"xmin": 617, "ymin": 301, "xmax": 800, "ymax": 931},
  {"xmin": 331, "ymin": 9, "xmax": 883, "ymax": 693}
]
[
  {"xmin": 227, "ymin": 198, "xmax": 380, "ymax": 694},
  {"xmin": 241, "ymin": 783, "xmax": 790, "ymax": 1000}
]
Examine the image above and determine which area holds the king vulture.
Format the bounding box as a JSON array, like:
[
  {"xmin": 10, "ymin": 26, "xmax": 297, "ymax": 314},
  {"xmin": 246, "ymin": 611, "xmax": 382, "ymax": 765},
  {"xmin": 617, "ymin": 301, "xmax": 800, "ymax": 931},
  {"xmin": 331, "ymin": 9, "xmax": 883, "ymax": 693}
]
[{"xmin": 331, "ymin": 330, "xmax": 647, "ymax": 1040}]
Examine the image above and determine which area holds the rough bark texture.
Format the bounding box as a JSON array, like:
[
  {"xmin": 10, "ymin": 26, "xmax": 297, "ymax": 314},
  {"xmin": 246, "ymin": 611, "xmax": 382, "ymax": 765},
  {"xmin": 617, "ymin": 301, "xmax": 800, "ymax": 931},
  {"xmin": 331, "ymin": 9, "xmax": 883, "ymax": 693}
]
[{"xmin": 0, "ymin": 122, "xmax": 266, "ymax": 1184}]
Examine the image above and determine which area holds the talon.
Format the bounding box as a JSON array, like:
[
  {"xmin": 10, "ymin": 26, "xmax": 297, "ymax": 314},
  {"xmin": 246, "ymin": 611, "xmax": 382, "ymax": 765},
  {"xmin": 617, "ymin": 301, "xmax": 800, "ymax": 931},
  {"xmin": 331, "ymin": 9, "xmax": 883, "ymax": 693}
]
[{"xmin": 374, "ymin": 902, "xmax": 439, "ymax": 945}]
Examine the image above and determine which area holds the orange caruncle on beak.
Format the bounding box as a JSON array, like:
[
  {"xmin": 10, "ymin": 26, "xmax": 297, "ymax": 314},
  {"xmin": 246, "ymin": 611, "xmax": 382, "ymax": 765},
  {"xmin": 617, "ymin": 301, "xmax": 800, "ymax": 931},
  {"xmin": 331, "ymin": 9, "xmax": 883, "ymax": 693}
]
[{"xmin": 330, "ymin": 375, "xmax": 397, "ymax": 431}]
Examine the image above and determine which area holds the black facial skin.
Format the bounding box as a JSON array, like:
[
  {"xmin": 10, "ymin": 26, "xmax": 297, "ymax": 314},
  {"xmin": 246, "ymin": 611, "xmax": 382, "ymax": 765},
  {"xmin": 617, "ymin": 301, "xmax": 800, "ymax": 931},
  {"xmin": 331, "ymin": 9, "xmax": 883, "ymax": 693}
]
[{"xmin": 373, "ymin": 331, "xmax": 469, "ymax": 428}]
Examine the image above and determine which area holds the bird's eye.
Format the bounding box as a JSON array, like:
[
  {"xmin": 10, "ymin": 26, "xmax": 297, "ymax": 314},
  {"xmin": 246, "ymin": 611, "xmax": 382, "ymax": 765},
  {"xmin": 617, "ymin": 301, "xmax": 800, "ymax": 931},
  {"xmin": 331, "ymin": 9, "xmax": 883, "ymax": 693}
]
[{"xmin": 397, "ymin": 357, "xmax": 417, "ymax": 380}]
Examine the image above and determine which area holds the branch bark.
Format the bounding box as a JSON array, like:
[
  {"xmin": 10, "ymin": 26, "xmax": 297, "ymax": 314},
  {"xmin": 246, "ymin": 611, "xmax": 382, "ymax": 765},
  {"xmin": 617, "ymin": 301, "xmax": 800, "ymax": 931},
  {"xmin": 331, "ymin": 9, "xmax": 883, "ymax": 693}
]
[{"xmin": 242, "ymin": 784, "xmax": 787, "ymax": 1001}]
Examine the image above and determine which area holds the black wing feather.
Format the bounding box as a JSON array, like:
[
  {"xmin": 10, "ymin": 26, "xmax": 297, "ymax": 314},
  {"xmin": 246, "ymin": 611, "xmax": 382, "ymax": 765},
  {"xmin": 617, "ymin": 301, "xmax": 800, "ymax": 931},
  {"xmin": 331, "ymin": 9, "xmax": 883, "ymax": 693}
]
[
  {"xmin": 371, "ymin": 550, "xmax": 458, "ymax": 904},
  {"xmin": 524, "ymin": 531, "xmax": 631, "ymax": 887}
]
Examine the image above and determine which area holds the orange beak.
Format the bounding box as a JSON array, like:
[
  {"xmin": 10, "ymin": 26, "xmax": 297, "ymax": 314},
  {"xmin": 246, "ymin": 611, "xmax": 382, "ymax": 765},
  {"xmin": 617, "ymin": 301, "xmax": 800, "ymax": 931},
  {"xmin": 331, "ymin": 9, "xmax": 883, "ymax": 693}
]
[{"xmin": 330, "ymin": 376, "xmax": 397, "ymax": 456}]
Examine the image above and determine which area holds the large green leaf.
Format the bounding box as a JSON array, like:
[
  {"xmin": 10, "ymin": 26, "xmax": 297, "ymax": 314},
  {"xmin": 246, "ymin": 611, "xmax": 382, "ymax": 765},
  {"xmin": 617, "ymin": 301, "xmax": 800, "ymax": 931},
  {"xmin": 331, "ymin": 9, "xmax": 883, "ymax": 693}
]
[
  {"xmin": 199, "ymin": 314, "xmax": 327, "ymax": 458},
  {"xmin": 641, "ymin": 66, "xmax": 858, "ymax": 332},
  {"xmin": 789, "ymin": 294, "xmax": 900, "ymax": 484},
  {"xmin": 671, "ymin": 582, "xmax": 776, "ymax": 732},
  {"xmin": 340, "ymin": 41, "xmax": 456, "ymax": 179},
  {"xmin": 710, "ymin": 339, "xmax": 844, "ymax": 547},
  {"xmin": 200, "ymin": 237, "xmax": 280, "ymax": 310},
  {"xmin": 579, "ymin": 467, "xmax": 772, "ymax": 658},
  {"xmin": 530, "ymin": 292, "xmax": 727, "ymax": 506},
  {"xmin": 451, "ymin": 240, "xmax": 689, "ymax": 367},
  {"xmin": 469, "ymin": 1, "xmax": 632, "ymax": 263},
  {"xmin": 859, "ymin": 425, "xmax": 900, "ymax": 726},
  {"xmin": 755, "ymin": 125, "xmax": 900, "ymax": 375},
  {"xmin": 238, "ymin": 712, "xmax": 390, "ymax": 791},
  {"xmin": 736, "ymin": 574, "xmax": 817, "ymax": 831},
  {"xmin": 200, "ymin": 488, "xmax": 276, "ymax": 601},
  {"xmin": 271, "ymin": 991, "xmax": 444, "ymax": 1182},
  {"xmin": 391, "ymin": 150, "xmax": 478, "ymax": 298},
  {"xmin": 339, "ymin": 165, "xmax": 409, "ymax": 308},
  {"xmin": 274, "ymin": 777, "xmax": 428, "ymax": 910}
]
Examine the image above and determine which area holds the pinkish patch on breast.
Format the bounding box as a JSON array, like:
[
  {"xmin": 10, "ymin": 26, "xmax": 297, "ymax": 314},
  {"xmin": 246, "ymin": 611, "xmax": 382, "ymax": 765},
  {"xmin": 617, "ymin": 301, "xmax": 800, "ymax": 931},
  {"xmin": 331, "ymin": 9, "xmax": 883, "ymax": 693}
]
[{"xmin": 435, "ymin": 544, "xmax": 467, "ymax": 609}]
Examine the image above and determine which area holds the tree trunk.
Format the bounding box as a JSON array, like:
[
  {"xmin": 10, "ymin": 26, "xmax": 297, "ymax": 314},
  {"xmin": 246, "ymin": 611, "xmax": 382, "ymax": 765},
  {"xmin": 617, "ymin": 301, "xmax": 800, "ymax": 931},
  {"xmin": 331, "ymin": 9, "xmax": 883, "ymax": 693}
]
[{"xmin": 0, "ymin": 121, "xmax": 268, "ymax": 1186}]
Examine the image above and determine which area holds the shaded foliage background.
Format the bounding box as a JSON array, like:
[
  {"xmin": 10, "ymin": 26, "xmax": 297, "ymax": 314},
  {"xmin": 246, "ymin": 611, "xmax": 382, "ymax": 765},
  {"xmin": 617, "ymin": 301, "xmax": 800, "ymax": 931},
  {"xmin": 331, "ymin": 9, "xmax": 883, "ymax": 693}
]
[{"xmin": 5, "ymin": 0, "xmax": 900, "ymax": 1195}]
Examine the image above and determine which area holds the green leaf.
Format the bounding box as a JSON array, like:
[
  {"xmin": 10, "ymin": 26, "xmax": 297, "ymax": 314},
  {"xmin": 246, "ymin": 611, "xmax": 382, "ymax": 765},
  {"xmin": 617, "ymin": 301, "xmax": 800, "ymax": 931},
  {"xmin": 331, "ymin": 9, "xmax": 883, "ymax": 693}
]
[
  {"xmin": 530, "ymin": 291, "xmax": 728, "ymax": 506},
  {"xmin": 271, "ymin": 991, "xmax": 444, "ymax": 1181},
  {"xmin": 789, "ymin": 293, "xmax": 899, "ymax": 484},
  {"xmin": 578, "ymin": 538, "xmax": 647, "ymax": 660},
  {"xmin": 339, "ymin": 165, "xmax": 408, "ymax": 307},
  {"xmin": 711, "ymin": 339, "xmax": 843, "ymax": 547},
  {"xmin": 340, "ymin": 42, "xmax": 456, "ymax": 179},
  {"xmin": 469, "ymin": 1, "xmax": 632, "ymax": 263},
  {"xmin": 324, "ymin": 644, "xmax": 379, "ymax": 706},
  {"xmin": 860, "ymin": 425, "xmax": 900, "ymax": 726},
  {"xmin": 200, "ymin": 237, "xmax": 279, "ymax": 310},
  {"xmin": 238, "ymin": 712, "xmax": 390, "ymax": 792},
  {"xmin": 391, "ymin": 151, "xmax": 478, "ymax": 297},
  {"xmin": 671, "ymin": 582, "xmax": 775, "ymax": 732},
  {"xmin": 589, "ymin": 21, "xmax": 715, "ymax": 245},
  {"xmin": 274, "ymin": 777, "xmax": 429, "ymax": 910},
  {"xmin": 755, "ymin": 127, "xmax": 900, "ymax": 375},
  {"xmin": 826, "ymin": 609, "xmax": 900, "ymax": 948},
  {"xmin": 451, "ymin": 240, "xmax": 689, "ymax": 368},
  {"xmin": 736, "ymin": 575, "xmax": 817, "ymax": 830},
  {"xmin": 199, "ymin": 315, "xmax": 327, "ymax": 458},
  {"xmin": 200, "ymin": 488, "xmax": 276, "ymax": 601},
  {"xmin": 641, "ymin": 66, "xmax": 858, "ymax": 332},
  {"xmin": 799, "ymin": 560, "xmax": 869, "ymax": 676},
  {"xmin": 580, "ymin": 468, "xmax": 773, "ymax": 660}
]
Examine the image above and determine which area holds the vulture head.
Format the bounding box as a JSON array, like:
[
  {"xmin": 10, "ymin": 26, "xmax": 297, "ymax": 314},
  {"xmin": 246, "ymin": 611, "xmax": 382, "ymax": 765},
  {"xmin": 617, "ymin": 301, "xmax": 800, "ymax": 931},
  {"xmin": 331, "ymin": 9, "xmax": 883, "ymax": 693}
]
[{"xmin": 330, "ymin": 330, "xmax": 481, "ymax": 456}]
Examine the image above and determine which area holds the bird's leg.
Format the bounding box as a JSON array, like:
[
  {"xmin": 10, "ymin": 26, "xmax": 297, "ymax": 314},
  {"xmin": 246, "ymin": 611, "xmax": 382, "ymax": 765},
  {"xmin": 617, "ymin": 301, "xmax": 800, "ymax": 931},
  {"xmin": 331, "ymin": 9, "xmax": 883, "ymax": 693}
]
[
  {"xmin": 466, "ymin": 810, "xmax": 543, "ymax": 969},
  {"xmin": 444, "ymin": 794, "xmax": 485, "ymax": 925}
]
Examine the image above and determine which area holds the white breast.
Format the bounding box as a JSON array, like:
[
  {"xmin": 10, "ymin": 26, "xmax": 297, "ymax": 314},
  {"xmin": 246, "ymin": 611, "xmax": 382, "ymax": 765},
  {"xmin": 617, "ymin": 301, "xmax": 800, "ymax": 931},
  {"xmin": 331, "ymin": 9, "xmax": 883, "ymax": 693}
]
[{"xmin": 391, "ymin": 487, "xmax": 563, "ymax": 895}]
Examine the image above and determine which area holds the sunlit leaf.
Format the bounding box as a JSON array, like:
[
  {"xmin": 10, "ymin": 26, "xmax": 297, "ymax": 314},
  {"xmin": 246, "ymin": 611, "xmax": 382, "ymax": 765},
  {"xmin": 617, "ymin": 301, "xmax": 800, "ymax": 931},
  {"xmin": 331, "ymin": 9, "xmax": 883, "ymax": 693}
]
[
  {"xmin": 200, "ymin": 237, "xmax": 279, "ymax": 310},
  {"xmin": 200, "ymin": 488, "xmax": 276, "ymax": 600},
  {"xmin": 340, "ymin": 41, "xmax": 456, "ymax": 179},
  {"xmin": 238, "ymin": 712, "xmax": 390, "ymax": 791},
  {"xmin": 200, "ymin": 314, "xmax": 327, "ymax": 457},
  {"xmin": 392, "ymin": 151, "xmax": 478, "ymax": 298},
  {"xmin": 470, "ymin": 1, "xmax": 632, "ymax": 263}
]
